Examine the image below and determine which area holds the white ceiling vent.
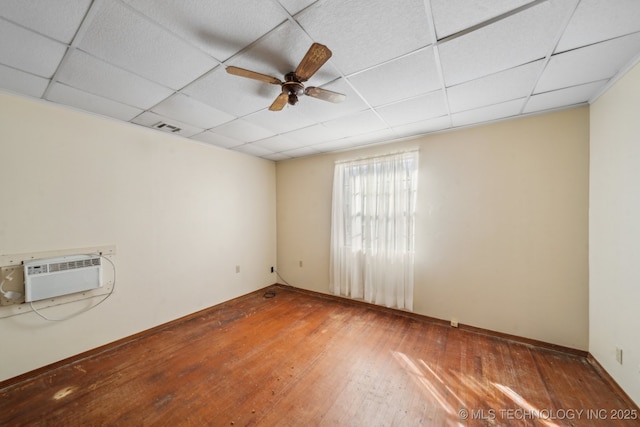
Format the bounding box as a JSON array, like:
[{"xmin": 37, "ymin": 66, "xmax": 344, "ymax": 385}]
[{"xmin": 152, "ymin": 121, "xmax": 182, "ymax": 133}]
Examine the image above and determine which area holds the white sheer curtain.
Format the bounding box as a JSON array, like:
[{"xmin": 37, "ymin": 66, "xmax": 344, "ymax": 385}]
[{"xmin": 330, "ymin": 151, "xmax": 418, "ymax": 311}]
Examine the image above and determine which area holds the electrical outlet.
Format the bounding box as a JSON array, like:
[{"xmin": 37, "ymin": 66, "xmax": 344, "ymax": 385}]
[
  {"xmin": 270, "ymin": 266, "xmax": 274, "ymax": 273},
  {"xmin": 616, "ymin": 347, "xmax": 623, "ymax": 365},
  {"xmin": 235, "ymin": 265, "xmax": 240, "ymax": 274},
  {"xmin": 299, "ymin": 260, "xmax": 303, "ymax": 268},
  {"xmin": 451, "ymin": 318, "xmax": 459, "ymax": 328}
]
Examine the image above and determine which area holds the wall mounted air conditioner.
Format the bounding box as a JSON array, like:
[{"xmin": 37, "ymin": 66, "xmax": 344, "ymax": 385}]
[{"xmin": 24, "ymin": 254, "xmax": 102, "ymax": 302}]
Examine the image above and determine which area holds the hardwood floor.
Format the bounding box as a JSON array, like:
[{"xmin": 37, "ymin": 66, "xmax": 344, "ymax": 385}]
[{"xmin": 1, "ymin": 285, "xmax": 638, "ymax": 426}]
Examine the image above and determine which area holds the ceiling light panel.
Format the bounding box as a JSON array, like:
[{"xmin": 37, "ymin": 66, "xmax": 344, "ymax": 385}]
[
  {"xmin": 535, "ymin": 32, "xmax": 640, "ymax": 93},
  {"xmin": 376, "ymin": 91, "xmax": 448, "ymax": 127},
  {"xmin": 151, "ymin": 93, "xmax": 235, "ymax": 129},
  {"xmin": 348, "ymin": 48, "xmax": 441, "ymax": 107},
  {"xmin": 296, "ymin": 0, "xmax": 434, "ymax": 75},
  {"xmin": 556, "ymin": 0, "xmax": 640, "ymax": 53},
  {"xmin": 0, "ymin": 64, "xmax": 49, "ymax": 98},
  {"xmin": 123, "ymin": 0, "xmax": 287, "ymax": 62},
  {"xmin": 46, "ymin": 83, "xmax": 143, "ymax": 121},
  {"xmin": 78, "ymin": 1, "xmax": 217, "ymax": 89},
  {"xmin": 524, "ymin": 80, "xmax": 605, "ymax": 114},
  {"xmin": 447, "ymin": 60, "xmax": 543, "ymax": 113},
  {"xmin": 438, "ymin": 0, "xmax": 579, "ymax": 86},
  {"xmin": 430, "ymin": 0, "xmax": 534, "ymax": 39},
  {"xmin": 0, "ymin": 0, "xmax": 91, "ymax": 44},
  {"xmin": 56, "ymin": 50, "xmax": 174, "ymax": 110},
  {"xmin": 0, "ymin": 19, "xmax": 67, "ymax": 78}
]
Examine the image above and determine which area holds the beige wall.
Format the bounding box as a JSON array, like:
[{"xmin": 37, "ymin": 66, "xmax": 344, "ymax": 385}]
[
  {"xmin": 277, "ymin": 107, "xmax": 590, "ymax": 350},
  {"xmin": 0, "ymin": 93, "xmax": 277, "ymax": 381},
  {"xmin": 590, "ymin": 62, "xmax": 640, "ymax": 405}
]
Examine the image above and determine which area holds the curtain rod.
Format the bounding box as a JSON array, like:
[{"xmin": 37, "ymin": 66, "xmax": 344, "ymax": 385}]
[{"xmin": 334, "ymin": 149, "xmax": 419, "ymax": 164}]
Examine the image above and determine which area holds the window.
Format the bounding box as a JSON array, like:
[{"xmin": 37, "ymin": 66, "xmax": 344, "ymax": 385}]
[{"xmin": 330, "ymin": 151, "xmax": 418, "ymax": 310}]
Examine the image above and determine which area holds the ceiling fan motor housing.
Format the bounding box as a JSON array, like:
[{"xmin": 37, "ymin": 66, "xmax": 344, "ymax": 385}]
[{"xmin": 283, "ymin": 72, "xmax": 304, "ymax": 105}]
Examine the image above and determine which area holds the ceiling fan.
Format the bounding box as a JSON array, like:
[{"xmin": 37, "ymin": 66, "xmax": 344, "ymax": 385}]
[{"xmin": 226, "ymin": 43, "xmax": 346, "ymax": 111}]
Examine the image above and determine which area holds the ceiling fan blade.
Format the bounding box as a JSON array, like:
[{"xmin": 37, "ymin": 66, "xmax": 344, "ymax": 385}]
[
  {"xmin": 305, "ymin": 87, "xmax": 346, "ymax": 103},
  {"xmin": 295, "ymin": 43, "xmax": 332, "ymax": 82},
  {"xmin": 226, "ymin": 66, "xmax": 282, "ymax": 85},
  {"xmin": 269, "ymin": 93, "xmax": 289, "ymax": 111}
]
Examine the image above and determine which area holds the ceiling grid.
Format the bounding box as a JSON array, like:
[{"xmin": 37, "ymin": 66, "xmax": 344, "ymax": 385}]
[{"xmin": 1, "ymin": 0, "xmax": 639, "ymax": 160}]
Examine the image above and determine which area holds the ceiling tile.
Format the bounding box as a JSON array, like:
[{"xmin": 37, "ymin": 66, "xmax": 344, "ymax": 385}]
[
  {"xmin": 336, "ymin": 128, "xmax": 398, "ymax": 148},
  {"xmin": 310, "ymin": 137, "xmax": 366, "ymax": 153},
  {"xmin": 438, "ymin": 0, "xmax": 579, "ymax": 86},
  {"xmin": 232, "ymin": 143, "xmax": 276, "ymax": 158},
  {"xmin": 46, "ymin": 83, "xmax": 143, "ymax": 121},
  {"xmin": 183, "ymin": 66, "xmax": 278, "ymax": 117},
  {"xmin": 0, "ymin": 19, "xmax": 67, "ymax": 78},
  {"xmin": 131, "ymin": 111, "xmax": 204, "ymax": 137},
  {"xmin": 296, "ymin": 0, "xmax": 434, "ymax": 74},
  {"xmin": 212, "ymin": 119, "xmax": 275, "ymax": 142},
  {"xmin": 252, "ymin": 134, "xmax": 304, "ymax": 152},
  {"xmin": 0, "ymin": 0, "xmax": 91, "ymax": 43},
  {"xmin": 262, "ymin": 152, "xmax": 293, "ymax": 161},
  {"xmin": 322, "ymin": 110, "xmax": 388, "ymax": 138},
  {"xmin": 57, "ymin": 49, "xmax": 174, "ymax": 109},
  {"xmin": 190, "ymin": 131, "xmax": 243, "ymax": 149},
  {"xmin": 524, "ymin": 80, "xmax": 605, "ymax": 114},
  {"xmin": 447, "ymin": 60, "xmax": 544, "ymax": 113},
  {"xmin": 294, "ymin": 78, "xmax": 369, "ymax": 123},
  {"xmin": 151, "ymin": 93, "xmax": 235, "ymax": 129},
  {"xmin": 535, "ymin": 32, "xmax": 640, "ymax": 93},
  {"xmin": 1, "ymin": 0, "xmax": 639, "ymax": 161},
  {"xmin": 391, "ymin": 115, "xmax": 452, "ymax": 139},
  {"xmin": 78, "ymin": 1, "xmax": 217, "ymax": 89},
  {"xmin": 227, "ymin": 21, "xmax": 340, "ymax": 87},
  {"xmin": 123, "ymin": 0, "xmax": 287, "ymax": 62},
  {"xmin": 243, "ymin": 107, "xmax": 317, "ymax": 134},
  {"xmin": 0, "ymin": 64, "xmax": 49, "ymax": 98},
  {"xmin": 280, "ymin": 145, "xmax": 321, "ymax": 158},
  {"xmin": 348, "ymin": 48, "xmax": 441, "ymax": 107},
  {"xmin": 376, "ymin": 91, "xmax": 448, "ymax": 127},
  {"xmin": 277, "ymin": 0, "xmax": 318, "ymax": 15},
  {"xmin": 556, "ymin": 0, "xmax": 640, "ymax": 53},
  {"xmin": 430, "ymin": 0, "xmax": 534, "ymax": 39},
  {"xmin": 282, "ymin": 123, "xmax": 344, "ymax": 145},
  {"xmin": 451, "ymin": 98, "xmax": 525, "ymax": 128}
]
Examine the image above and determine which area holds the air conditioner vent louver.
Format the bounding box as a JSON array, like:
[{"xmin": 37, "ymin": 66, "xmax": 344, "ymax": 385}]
[
  {"xmin": 153, "ymin": 122, "xmax": 182, "ymax": 133},
  {"xmin": 49, "ymin": 258, "xmax": 100, "ymax": 273}
]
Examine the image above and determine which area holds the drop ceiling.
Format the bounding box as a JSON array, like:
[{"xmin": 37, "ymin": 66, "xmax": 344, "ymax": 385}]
[{"xmin": 1, "ymin": 0, "xmax": 639, "ymax": 161}]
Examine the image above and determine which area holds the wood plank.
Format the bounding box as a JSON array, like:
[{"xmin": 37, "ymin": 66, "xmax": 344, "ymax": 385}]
[{"xmin": 1, "ymin": 285, "xmax": 638, "ymax": 426}]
